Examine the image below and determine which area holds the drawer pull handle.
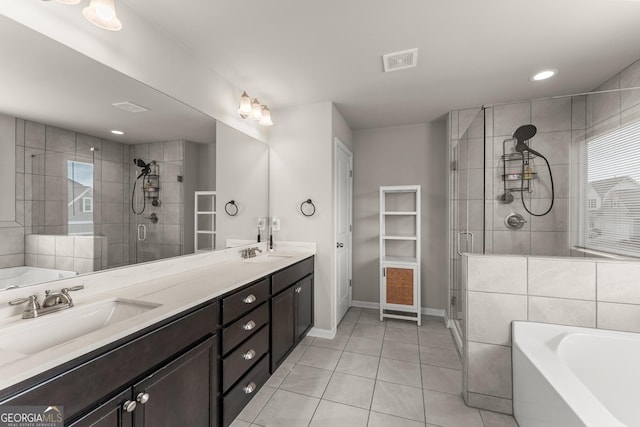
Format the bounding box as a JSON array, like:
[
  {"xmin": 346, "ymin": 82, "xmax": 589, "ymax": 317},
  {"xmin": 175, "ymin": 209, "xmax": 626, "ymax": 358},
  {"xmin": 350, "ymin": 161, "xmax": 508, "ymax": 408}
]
[
  {"xmin": 243, "ymin": 320, "xmax": 256, "ymax": 331},
  {"xmin": 243, "ymin": 349, "xmax": 256, "ymax": 360},
  {"xmin": 243, "ymin": 294, "xmax": 257, "ymax": 304},
  {"xmin": 122, "ymin": 400, "xmax": 137, "ymax": 413},
  {"xmin": 243, "ymin": 382, "xmax": 257, "ymax": 394},
  {"xmin": 295, "ymin": 287, "xmax": 302, "ymax": 294},
  {"xmin": 136, "ymin": 392, "xmax": 150, "ymax": 404}
]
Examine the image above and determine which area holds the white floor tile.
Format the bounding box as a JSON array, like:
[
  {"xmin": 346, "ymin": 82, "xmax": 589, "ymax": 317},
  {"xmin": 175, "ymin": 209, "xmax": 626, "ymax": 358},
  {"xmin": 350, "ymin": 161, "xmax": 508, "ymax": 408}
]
[{"xmin": 309, "ymin": 400, "xmax": 369, "ymax": 427}]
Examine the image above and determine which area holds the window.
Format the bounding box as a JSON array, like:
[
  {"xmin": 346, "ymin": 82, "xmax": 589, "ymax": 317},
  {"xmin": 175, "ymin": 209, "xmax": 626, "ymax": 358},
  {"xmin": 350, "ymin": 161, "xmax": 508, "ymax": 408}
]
[
  {"xmin": 581, "ymin": 120, "xmax": 640, "ymax": 257},
  {"xmin": 82, "ymin": 197, "xmax": 93, "ymax": 213}
]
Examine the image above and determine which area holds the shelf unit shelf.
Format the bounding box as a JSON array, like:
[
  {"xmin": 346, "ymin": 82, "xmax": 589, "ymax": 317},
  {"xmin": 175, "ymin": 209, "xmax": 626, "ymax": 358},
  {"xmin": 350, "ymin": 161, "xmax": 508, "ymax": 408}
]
[
  {"xmin": 379, "ymin": 185, "xmax": 421, "ymax": 325},
  {"xmin": 194, "ymin": 191, "xmax": 216, "ymax": 252}
]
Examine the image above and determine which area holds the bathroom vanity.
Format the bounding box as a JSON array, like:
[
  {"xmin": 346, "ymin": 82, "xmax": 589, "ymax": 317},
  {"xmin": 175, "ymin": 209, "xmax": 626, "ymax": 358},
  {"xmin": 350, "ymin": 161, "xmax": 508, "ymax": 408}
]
[{"xmin": 0, "ymin": 249, "xmax": 315, "ymax": 427}]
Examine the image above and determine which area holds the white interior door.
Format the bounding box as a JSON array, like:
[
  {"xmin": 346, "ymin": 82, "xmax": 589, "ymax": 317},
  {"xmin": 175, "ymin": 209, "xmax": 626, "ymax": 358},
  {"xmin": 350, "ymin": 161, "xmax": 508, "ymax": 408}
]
[{"xmin": 335, "ymin": 139, "xmax": 352, "ymax": 325}]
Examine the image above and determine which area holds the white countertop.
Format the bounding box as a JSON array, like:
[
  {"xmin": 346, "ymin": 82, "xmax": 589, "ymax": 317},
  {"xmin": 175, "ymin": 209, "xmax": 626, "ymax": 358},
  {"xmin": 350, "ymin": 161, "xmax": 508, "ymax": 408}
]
[{"xmin": 0, "ymin": 241, "xmax": 315, "ymax": 393}]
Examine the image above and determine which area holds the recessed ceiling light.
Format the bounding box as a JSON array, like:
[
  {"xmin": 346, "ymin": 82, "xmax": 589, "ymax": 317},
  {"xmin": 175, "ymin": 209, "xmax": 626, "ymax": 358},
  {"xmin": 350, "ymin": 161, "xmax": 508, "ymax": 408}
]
[
  {"xmin": 530, "ymin": 69, "xmax": 558, "ymax": 81},
  {"xmin": 111, "ymin": 130, "xmax": 124, "ymax": 135}
]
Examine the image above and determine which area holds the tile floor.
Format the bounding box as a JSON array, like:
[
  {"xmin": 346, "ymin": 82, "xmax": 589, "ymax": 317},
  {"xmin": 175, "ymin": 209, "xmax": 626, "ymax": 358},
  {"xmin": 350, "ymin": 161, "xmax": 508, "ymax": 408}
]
[{"xmin": 231, "ymin": 307, "xmax": 519, "ymax": 427}]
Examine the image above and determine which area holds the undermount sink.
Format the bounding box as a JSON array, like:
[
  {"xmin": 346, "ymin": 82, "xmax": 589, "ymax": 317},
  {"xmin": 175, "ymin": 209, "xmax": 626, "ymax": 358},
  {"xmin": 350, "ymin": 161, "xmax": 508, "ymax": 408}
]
[
  {"xmin": 243, "ymin": 254, "xmax": 293, "ymax": 263},
  {"xmin": 0, "ymin": 299, "xmax": 161, "ymax": 355}
]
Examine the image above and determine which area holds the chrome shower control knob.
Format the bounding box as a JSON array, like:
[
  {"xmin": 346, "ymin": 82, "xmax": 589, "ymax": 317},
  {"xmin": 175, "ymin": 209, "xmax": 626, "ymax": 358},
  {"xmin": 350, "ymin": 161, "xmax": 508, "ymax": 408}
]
[
  {"xmin": 505, "ymin": 213, "xmax": 527, "ymax": 230},
  {"xmin": 136, "ymin": 392, "xmax": 150, "ymax": 404}
]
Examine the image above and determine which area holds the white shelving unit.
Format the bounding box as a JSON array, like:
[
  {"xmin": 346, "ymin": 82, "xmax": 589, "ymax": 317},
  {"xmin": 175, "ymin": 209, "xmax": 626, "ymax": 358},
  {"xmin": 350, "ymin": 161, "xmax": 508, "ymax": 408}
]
[
  {"xmin": 194, "ymin": 191, "xmax": 216, "ymax": 252},
  {"xmin": 379, "ymin": 185, "xmax": 421, "ymax": 325}
]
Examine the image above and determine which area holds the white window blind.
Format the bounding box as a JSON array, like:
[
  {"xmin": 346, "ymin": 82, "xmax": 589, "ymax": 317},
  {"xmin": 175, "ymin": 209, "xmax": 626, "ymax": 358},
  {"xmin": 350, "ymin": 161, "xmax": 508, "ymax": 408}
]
[{"xmin": 583, "ymin": 120, "xmax": 640, "ymax": 257}]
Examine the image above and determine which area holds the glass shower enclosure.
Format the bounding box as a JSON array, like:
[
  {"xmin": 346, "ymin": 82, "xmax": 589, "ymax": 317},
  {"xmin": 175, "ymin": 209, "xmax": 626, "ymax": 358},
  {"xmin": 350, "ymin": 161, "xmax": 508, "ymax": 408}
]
[{"xmin": 448, "ymin": 85, "xmax": 640, "ymax": 348}]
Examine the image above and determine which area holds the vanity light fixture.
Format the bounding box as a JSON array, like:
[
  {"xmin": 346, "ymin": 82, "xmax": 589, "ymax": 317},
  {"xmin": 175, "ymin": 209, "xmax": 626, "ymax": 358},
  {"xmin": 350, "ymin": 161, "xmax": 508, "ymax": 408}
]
[
  {"xmin": 238, "ymin": 92, "xmax": 252, "ymax": 118},
  {"xmin": 258, "ymin": 106, "xmax": 273, "ymax": 126},
  {"xmin": 238, "ymin": 91, "xmax": 274, "ymax": 126},
  {"xmin": 110, "ymin": 130, "xmax": 124, "ymax": 135},
  {"xmin": 83, "ymin": 0, "xmax": 122, "ymax": 31},
  {"xmin": 530, "ymin": 69, "xmax": 558, "ymax": 81}
]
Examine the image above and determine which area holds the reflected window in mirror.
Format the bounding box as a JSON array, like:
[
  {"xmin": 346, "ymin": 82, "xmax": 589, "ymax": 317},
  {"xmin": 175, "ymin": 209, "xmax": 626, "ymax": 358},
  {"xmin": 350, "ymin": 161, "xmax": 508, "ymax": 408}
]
[{"xmin": 67, "ymin": 160, "xmax": 94, "ymax": 236}]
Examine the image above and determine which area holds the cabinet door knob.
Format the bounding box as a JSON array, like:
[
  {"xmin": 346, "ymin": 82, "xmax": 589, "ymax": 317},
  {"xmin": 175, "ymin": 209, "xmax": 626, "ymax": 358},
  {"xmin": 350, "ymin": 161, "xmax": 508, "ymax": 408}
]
[
  {"xmin": 122, "ymin": 400, "xmax": 137, "ymax": 413},
  {"xmin": 136, "ymin": 392, "xmax": 150, "ymax": 404},
  {"xmin": 243, "ymin": 320, "xmax": 256, "ymax": 331},
  {"xmin": 295, "ymin": 287, "xmax": 302, "ymax": 294},
  {"xmin": 243, "ymin": 349, "xmax": 256, "ymax": 360},
  {"xmin": 243, "ymin": 294, "xmax": 257, "ymax": 304},
  {"xmin": 243, "ymin": 382, "xmax": 257, "ymax": 394}
]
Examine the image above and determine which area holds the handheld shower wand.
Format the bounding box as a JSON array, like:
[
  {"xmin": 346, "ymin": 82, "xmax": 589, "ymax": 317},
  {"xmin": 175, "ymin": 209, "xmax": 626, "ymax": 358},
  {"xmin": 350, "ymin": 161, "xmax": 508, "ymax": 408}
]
[{"xmin": 511, "ymin": 124, "xmax": 554, "ymax": 217}]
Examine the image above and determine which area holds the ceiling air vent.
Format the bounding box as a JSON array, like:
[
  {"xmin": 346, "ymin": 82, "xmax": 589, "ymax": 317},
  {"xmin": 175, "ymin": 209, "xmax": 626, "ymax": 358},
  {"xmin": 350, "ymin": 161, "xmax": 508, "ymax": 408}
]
[
  {"xmin": 112, "ymin": 101, "xmax": 149, "ymax": 113},
  {"xmin": 382, "ymin": 48, "xmax": 418, "ymax": 73}
]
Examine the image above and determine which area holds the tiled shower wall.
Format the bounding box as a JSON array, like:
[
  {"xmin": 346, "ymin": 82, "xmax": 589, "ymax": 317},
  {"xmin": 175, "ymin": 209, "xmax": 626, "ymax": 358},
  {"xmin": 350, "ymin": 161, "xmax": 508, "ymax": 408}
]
[
  {"xmin": 0, "ymin": 115, "xmax": 189, "ymax": 271},
  {"xmin": 17, "ymin": 119, "xmax": 132, "ymax": 269},
  {"xmin": 128, "ymin": 140, "xmax": 185, "ymax": 264},
  {"xmin": 462, "ymin": 253, "xmax": 640, "ymax": 415}
]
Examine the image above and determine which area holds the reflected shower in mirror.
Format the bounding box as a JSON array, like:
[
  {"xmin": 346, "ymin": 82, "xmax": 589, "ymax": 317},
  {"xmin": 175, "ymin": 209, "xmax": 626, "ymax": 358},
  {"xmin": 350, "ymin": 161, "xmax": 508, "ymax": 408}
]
[{"xmin": 0, "ymin": 16, "xmax": 269, "ymax": 291}]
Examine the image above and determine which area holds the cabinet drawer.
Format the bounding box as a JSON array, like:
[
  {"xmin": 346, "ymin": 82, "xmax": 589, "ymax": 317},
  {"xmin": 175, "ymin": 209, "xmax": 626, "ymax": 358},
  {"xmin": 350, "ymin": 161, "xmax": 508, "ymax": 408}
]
[
  {"xmin": 222, "ymin": 325, "xmax": 269, "ymax": 392},
  {"xmin": 271, "ymin": 256, "xmax": 314, "ymax": 295},
  {"xmin": 222, "ymin": 302, "xmax": 269, "ymax": 355},
  {"xmin": 222, "ymin": 355, "xmax": 270, "ymax": 427},
  {"xmin": 222, "ymin": 278, "xmax": 269, "ymax": 324}
]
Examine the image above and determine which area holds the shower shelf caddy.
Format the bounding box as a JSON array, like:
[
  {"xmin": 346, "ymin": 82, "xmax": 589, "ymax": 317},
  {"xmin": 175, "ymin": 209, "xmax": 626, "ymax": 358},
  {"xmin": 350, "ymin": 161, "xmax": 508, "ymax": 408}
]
[
  {"xmin": 501, "ymin": 140, "xmax": 537, "ymax": 194},
  {"xmin": 379, "ymin": 185, "xmax": 421, "ymax": 325}
]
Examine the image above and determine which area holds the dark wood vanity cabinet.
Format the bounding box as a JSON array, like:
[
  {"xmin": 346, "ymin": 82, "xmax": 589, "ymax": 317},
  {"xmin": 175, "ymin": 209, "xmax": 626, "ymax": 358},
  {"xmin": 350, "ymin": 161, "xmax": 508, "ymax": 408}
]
[
  {"xmin": 0, "ymin": 302, "xmax": 219, "ymax": 427},
  {"xmin": 0, "ymin": 255, "xmax": 315, "ymax": 427},
  {"xmin": 270, "ymin": 256, "xmax": 314, "ymax": 372}
]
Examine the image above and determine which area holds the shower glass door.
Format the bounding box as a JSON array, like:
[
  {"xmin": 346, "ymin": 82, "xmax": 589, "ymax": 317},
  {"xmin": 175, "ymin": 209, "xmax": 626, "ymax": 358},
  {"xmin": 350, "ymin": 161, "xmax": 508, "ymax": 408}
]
[{"xmin": 449, "ymin": 109, "xmax": 486, "ymax": 344}]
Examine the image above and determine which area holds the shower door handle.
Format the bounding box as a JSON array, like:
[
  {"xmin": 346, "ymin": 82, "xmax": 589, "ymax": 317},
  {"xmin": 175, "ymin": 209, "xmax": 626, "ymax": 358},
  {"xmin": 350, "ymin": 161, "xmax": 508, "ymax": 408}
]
[
  {"xmin": 456, "ymin": 231, "xmax": 474, "ymax": 256},
  {"xmin": 137, "ymin": 224, "xmax": 147, "ymax": 242}
]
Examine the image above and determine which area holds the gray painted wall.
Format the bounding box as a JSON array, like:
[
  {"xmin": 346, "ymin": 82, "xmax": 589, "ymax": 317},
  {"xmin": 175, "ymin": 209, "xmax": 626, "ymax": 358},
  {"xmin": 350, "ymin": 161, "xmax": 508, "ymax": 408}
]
[{"xmin": 352, "ymin": 121, "xmax": 448, "ymax": 311}]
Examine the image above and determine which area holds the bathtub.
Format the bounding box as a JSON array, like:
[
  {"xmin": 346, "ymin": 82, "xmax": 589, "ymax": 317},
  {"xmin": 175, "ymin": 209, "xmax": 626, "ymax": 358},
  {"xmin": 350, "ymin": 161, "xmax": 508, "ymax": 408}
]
[
  {"xmin": 513, "ymin": 321, "xmax": 640, "ymax": 427},
  {"xmin": 0, "ymin": 266, "xmax": 78, "ymax": 291}
]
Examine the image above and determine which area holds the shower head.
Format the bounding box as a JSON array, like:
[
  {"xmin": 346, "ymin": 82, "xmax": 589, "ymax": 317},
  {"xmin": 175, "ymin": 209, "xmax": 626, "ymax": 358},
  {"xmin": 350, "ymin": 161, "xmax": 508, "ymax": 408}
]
[
  {"xmin": 513, "ymin": 124, "xmax": 543, "ymax": 157},
  {"xmin": 133, "ymin": 158, "xmax": 148, "ymax": 168},
  {"xmin": 133, "ymin": 158, "xmax": 151, "ymax": 178}
]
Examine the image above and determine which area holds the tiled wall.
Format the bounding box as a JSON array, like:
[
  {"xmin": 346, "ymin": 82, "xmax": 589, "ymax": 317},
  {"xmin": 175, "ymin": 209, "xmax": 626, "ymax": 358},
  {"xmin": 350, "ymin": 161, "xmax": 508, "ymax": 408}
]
[
  {"xmin": 25, "ymin": 234, "xmax": 108, "ymax": 274},
  {"xmin": 462, "ymin": 253, "xmax": 640, "ymax": 414},
  {"xmin": 128, "ymin": 140, "xmax": 185, "ymax": 264}
]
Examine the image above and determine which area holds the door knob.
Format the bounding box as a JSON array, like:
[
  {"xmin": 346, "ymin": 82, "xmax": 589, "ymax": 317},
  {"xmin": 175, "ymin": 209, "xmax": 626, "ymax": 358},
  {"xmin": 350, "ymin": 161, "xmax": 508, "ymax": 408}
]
[
  {"xmin": 137, "ymin": 392, "xmax": 150, "ymax": 404},
  {"xmin": 122, "ymin": 400, "xmax": 137, "ymax": 413}
]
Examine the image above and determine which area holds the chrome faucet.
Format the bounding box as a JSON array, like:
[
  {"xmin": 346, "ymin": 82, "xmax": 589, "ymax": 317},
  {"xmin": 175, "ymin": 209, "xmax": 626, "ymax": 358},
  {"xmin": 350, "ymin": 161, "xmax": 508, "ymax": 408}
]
[
  {"xmin": 8, "ymin": 285, "xmax": 84, "ymax": 319},
  {"xmin": 240, "ymin": 247, "xmax": 263, "ymax": 259}
]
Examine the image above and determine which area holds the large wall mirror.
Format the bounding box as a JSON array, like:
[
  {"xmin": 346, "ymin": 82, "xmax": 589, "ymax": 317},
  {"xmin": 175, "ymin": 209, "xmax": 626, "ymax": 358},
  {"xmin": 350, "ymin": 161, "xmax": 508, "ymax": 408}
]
[{"xmin": 0, "ymin": 16, "xmax": 269, "ymax": 291}]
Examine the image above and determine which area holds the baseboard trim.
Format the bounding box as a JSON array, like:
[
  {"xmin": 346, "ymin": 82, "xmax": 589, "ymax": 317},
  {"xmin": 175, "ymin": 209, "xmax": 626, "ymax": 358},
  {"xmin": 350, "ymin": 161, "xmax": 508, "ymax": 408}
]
[
  {"xmin": 307, "ymin": 327, "xmax": 336, "ymax": 340},
  {"xmin": 351, "ymin": 300, "xmax": 445, "ymax": 318}
]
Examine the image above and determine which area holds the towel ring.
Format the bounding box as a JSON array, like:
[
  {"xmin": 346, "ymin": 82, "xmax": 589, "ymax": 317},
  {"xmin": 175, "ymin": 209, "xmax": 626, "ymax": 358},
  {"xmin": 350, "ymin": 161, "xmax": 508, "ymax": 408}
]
[
  {"xmin": 300, "ymin": 199, "xmax": 316, "ymax": 217},
  {"xmin": 225, "ymin": 200, "xmax": 238, "ymax": 216}
]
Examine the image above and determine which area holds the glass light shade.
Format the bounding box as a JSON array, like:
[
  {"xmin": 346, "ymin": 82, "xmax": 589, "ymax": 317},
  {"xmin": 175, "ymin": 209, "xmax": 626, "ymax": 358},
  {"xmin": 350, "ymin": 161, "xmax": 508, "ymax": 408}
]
[
  {"xmin": 238, "ymin": 91, "xmax": 252, "ymax": 118},
  {"xmin": 83, "ymin": 0, "xmax": 122, "ymax": 31},
  {"xmin": 258, "ymin": 106, "xmax": 274, "ymax": 126},
  {"xmin": 57, "ymin": 0, "xmax": 82, "ymax": 4},
  {"xmin": 250, "ymin": 99, "xmax": 263, "ymax": 121}
]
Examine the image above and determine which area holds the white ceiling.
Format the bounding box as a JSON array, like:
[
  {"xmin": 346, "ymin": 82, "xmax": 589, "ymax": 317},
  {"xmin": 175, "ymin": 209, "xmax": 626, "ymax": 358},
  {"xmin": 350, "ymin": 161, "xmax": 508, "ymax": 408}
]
[{"xmin": 120, "ymin": 0, "xmax": 640, "ymax": 130}]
